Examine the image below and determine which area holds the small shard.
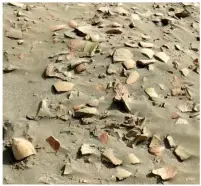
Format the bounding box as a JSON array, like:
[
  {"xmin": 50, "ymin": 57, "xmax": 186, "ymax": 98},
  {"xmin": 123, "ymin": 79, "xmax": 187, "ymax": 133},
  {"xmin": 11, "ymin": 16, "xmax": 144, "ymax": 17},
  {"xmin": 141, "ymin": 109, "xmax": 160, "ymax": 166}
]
[
  {"xmin": 177, "ymin": 103, "xmax": 192, "ymax": 112},
  {"xmin": 106, "ymin": 28, "xmax": 123, "ymax": 34},
  {"xmin": 152, "ymin": 166, "xmax": 177, "ymax": 181},
  {"xmin": 113, "ymin": 7, "xmax": 129, "ymax": 16},
  {"xmin": 174, "ymin": 145, "xmax": 191, "ymax": 161},
  {"xmin": 3, "ymin": 64, "xmax": 18, "ymax": 73},
  {"xmin": 116, "ymin": 167, "xmax": 132, "ymax": 181},
  {"xmin": 99, "ymin": 132, "xmax": 109, "ymax": 144},
  {"xmin": 175, "ymin": 118, "xmax": 189, "ymax": 125},
  {"xmin": 102, "ymin": 148, "xmax": 122, "ymax": 166},
  {"xmin": 46, "ymin": 136, "xmax": 60, "ymax": 152},
  {"xmin": 63, "ymin": 163, "xmax": 73, "ymax": 175},
  {"xmin": 131, "ymin": 13, "xmax": 140, "ymax": 20},
  {"xmin": 87, "ymin": 98, "xmax": 99, "ymax": 107},
  {"xmin": 128, "ymin": 153, "xmax": 141, "ymax": 164},
  {"xmin": 144, "ymin": 87, "xmax": 158, "ymax": 99},
  {"xmin": 149, "ymin": 135, "xmax": 162, "ymax": 148},
  {"xmin": 166, "ymin": 135, "xmax": 176, "ymax": 148},
  {"xmin": 124, "ymin": 42, "xmax": 138, "ymax": 48},
  {"xmin": 74, "ymin": 107, "xmax": 98, "ymax": 118},
  {"xmin": 50, "ymin": 24, "xmax": 66, "ymax": 31},
  {"xmin": 137, "ymin": 59, "xmax": 155, "ymax": 67},
  {"xmin": 123, "ymin": 59, "xmax": 136, "ymax": 69},
  {"xmin": 107, "ymin": 64, "xmax": 117, "ymax": 75},
  {"xmin": 53, "ymin": 81, "xmax": 74, "ymax": 93},
  {"xmin": 180, "ymin": 68, "xmax": 190, "ymax": 77},
  {"xmin": 141, "ymin": 48, "xmax": 154, "ymax": 59},
  {"xmin": 154, "ymin": 52, "xmax": 170, "ymax": 63},
  {"xmin": 80, "ymin": 144, "xmax": 99, "ymax": 156},
  {"xmin": 175, "ymin": 9, "xmax": 190, "ymax": 19},
  {"xmin": 37, "ymin": 99, "xmax": 55, "ymax": 118},
  {"xmin": 139, "ymin": 41, "xmax": 154, "ymax": 48}
]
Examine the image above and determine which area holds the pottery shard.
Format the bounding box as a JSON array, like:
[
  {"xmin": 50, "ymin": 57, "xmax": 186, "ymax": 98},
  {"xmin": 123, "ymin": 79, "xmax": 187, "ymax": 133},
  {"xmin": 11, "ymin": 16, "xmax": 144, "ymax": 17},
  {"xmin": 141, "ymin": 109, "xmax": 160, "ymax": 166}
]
[
  {"xmin": 87, "ymin": 98, "xmax": 99, "ymax": 107},
  {"xmin": 107, "ymin": 64, "xmax": 117, "ymax": 75},
  {"xmin": 102, "ymin": 148, "xmax": 122, "ymax": 166},
  {"xmin": 123, "ymin": 59, "xmax": 136, "ymax": 69},
  {"xmin": 74, "ymin": 107, "xmax": 98, "ymax": 118},
  {"xmin": 126, "ymin": 71, "xmax": 139, "ymax": 84},
  {"xmin": 113, "ymin": 48, "xmax": 133, "ymax": 63},
  {"xmin": 154, "ymin": 52, "xmax": 170, "ymax": 63},
  {"xmin": 139, "ymin": 41, "xmax": 154, "ymax": 48},
  {"xmin": 113, "ymin": 7, "xmax": 129, "ymax": 16},
  {"xmin": 149, "ymin": 135, "xmax": 161, "ymax": 148},
  {"xmin": 116, "ymin": 167, "xmax": 132, "ymax": 181},
  {"xmin": 80, "ymin": 144, "xmax": 99, "ymax": 156},
  {"xmin": 175, "ymin": 118, "xmax": 189, "ymax": 125},
  {"xmin": 106, "ymin": 28, "xmax": 123, "ymax": 34},
  {"xmin": 166, "ymin": 135, "xmax": 176, "ymax": 148},
  {"xmin": 180, "ymin": 68, "xmax": 190, "ymax": 77},
  {"xmin": 12, "ymin": 138, "xmax": 36, "ymax": 161},
  {"xmin": 152, "ymin": 166, "xmax": 177, "ymax": 181},
  {"xmin": 141, "ymin": 48, "xmax": 154, "ymax": 59},
  {"xmin": 128, "ymin": 153, "xmax": 141, "ymax": 164},
  {"xmin": 144, "ymin": 87, "xmax": 158, "ymax": 99},
  {"xmin": 54, "ymin": 82, "xmax": 74, "ymax": 93},
  {"xmin": 6, "ymin": 29, "xmax": 23, "ymax": 39},
  {"xmin": 75, "ymin": 63, "xmax": 86, "ymax": 73},
  {"xmin": 174, "ymin": 145, "xmax": 191, "ymax": 161},
  {"xmin": 131, "ymin": 13, "xmax": 140, "ymax": 20}
]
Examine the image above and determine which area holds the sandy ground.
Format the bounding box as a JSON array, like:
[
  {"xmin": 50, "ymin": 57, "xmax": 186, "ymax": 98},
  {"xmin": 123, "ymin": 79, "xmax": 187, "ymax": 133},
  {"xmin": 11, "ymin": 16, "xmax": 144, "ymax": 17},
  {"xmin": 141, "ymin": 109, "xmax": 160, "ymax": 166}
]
[{"xmin": 3, "ymin": 2, "xmax": 200, "ymax": 184}]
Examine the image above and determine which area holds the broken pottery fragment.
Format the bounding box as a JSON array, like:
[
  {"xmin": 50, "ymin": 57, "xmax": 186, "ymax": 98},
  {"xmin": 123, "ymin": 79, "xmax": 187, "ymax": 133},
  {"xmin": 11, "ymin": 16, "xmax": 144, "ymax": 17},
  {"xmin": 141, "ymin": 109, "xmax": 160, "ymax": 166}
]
[
  {"xmin": 106, "ymin": 28, "xmax": 123, "ymax": 34},
  {"xmin": 152, "ymin": 166, "xmax": 177, "ymax": 181},
  {"xmin": 131, "ymin": 13, "xmax": 140, "ymax": 20},
  {"xmin": 175, "ymin": 9, "xmax": 190, "ymax": 19},
  {"xmin": 123, "ymin": 59, "xmax": 136, "ymax": 69},
  {"xmin": 107, "ymin": 64, "xmax": 117, "ymax": 75},
  {"xmin": 124, "ymin": 42, "xmax": 138, "ymax": 48},
  {"xmin": 128, "ymin": 153, "xmax": 141, "ymax": 164},
  {"xmin": 63, "ymin": 163, "xmax": 73, "ymax": 175},
  {"xmin": 87, "ymin": 98, "xmax": 99, "ymax": 107},
  {"xmin": 75, "ymin": 63, "xmax": 86, "ymax": 73},
  {"xmin": 166, "ymin": 135, "xmax": 176, "ymax": 148},
  {"xmin": 80, "ymin": 144, "xmax": 99, "ymax": 156},
  {"xmin": 37, "ymin": 99, "xmax": 55, "ymax": 118},
  {"xmin": 8, "ymin": 2, "xmax": 25, "ymax": 8},
  {"xmin": 113, "ymin": 48, "xmax": 133, "ymax": 62},
  {"xmin": 74, "ymin": 107, "xmax": 98, "ymax": 118},
  {"xmin": 177, "ymin": 103, "xmax": 192, "ymax": 112},
  {"xmin": 141, "ymin": 48, "xmax": 154, "ymax": 59},
  {"xmin": 3, "ymin": 64, "xmax": 18, "ymax": 73},
  {"xmin": 174, "ymin": 145, "xmax": 191, "ymax": 161},
  {"xmin": 175, "ymin": 118, "xmax": 189, "ymax": 125},
  {"xmin": 12, "ymin": 138, "xmax": 36, "ymax": 161},
  {"xmin": 56, "ymin": 104, "xmax": 69, "ymax": 121},
  {"xmin": 149, "ymin": 135, "xmax": 162, "ymax": 148},
  {"xmin": 53, "ymin": 81, "xmax": 74, "ymax": 93},
  {"xmin": 180, "ymin": 68, "xmax": 190, "ymax": 77},
  {"xmin": 136, "ymin": 59, "xmax": 155, "ymax": 67},
  {"xmin": 144, "ymin": 88, "xmax": 158, "ymax": 99},
  {"xmin": 46, "ymin": 136, "xmax": 60, "ymax": 152},
  {"xmin": 6, "ymin": 29, "xmax": 23, "ymax": 39},
  {"xmin": 68, "ymin": 20, "xmax": 77, "ymax": 29},
  {"xmin": 126, "ymin": 71, "xmax": 139, "ymax": 84},
  {"xmin": 102, "ymin": 148, "xmax": 122, "ymax": 166},
  {"xmin": 99, "ymin": 132, "xmax": 109, "ymax": 144},
  {"xmin": 116, "ymin": 167, "xmax": 132, "ymax": 181},
  {"xmin": 154, "ymin": 52, "xmax": 170, "ymax": 63},
  {"xmin": 75, "ymin": 25, "xmax": 93, "ymax": 36},
  {"xmin": 139, "ymin": 41, "xmax": 154, "ymax": 48}
]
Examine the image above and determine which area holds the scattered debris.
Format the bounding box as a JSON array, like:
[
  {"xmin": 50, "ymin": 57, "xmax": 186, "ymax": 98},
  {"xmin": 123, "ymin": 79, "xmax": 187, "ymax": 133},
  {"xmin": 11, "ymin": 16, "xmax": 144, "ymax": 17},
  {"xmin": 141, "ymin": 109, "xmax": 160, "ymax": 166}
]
[
  {"xmin": 80, "ymin": 144, "xmax": 99, "ymax": 155},
  {"xmin": 53, "ymin": 81, "xmax": 74, "ymax": 93},
  {"xmin": 116, "ymin": 167, "xmax": 132, "ymax": 181},
  {"xmin": 174, "ymin": 145, "xmax": 191, "ymax": 161},
  {"xmin": 152, "ymin": 166, "xmax": 177, "ymax": 180},
  {"xmin": 102, "ymin": 148, "xmax": 122, "ymax": 166}
]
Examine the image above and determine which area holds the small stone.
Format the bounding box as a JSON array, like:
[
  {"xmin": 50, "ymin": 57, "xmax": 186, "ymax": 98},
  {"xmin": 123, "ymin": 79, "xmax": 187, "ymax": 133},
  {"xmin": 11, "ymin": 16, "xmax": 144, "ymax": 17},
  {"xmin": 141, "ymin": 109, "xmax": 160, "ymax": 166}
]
[
  {"xmin": 98, "ymin": 73, "xmax": 107, "ymax": 78},
  {"xmin": 139, "ymin": 41, "xmax": 154, "ymax": 48},
  {"xmin": 81, "ymin": 118, "xmax": 94, "ymax": 125},
  {"xmin": 53, "ymin": 82, "xmax": 74, "ymax": 93},
  {"xmin": 124, "ymin": 42, "xmax": 138, "ymax": 48},
  {"xmin": 123, "ymin": 59, "xmax": 136, "ymax": 69},
  {"xmin": 154, "ymin": 52, "xmax": 170, "ymax": 63},
  {"xmin": 131, "ymin": 14, "xmax": 140, "ymax": 20},
  {"xmin": 174, "ymin": 145, "xmax": 191, "ymax": 161},
  {"xmin": 116, "ymin": 167, "xmax": 132, "ymax": 181},
  {"xmin": 17, "ymin": 40, "xmax": 24, "ymax": 45},
  {"xmin": 113, "ymin": 48, "xmax": 133, "ymax": 62},
  {"xmin": 175, "ymin": 44, "xmax": 181, "ymax": 51},
  {"xmin": 141, "ymin": 34, "xmax": 151, "ymax": 40},
  {"xmin": 102, "ymin": 148, "xmax": 122, "ymax": 166},
  {"xmin": 90, "ymin": 33, "xmax": 100, "ymax": 42},
  {"xmin": 126, "ymin": 71, "xmax": 139, "ymax": 84},
  {"xmin": 159, "ymin": 84, "xmax": 165, "ymax": 90},
  {"xmin": 148, "ymin": 64, "xmax": 154, "ymax": 71},
  {"xmin": 106, "ymin": 28, "xmax": 123, "ymax": 34},
  {"xmin": 37, "ymin": 99, "xmax": 55, "ymax": 118},
  {"xmin": 137, "ymin": 59, "xmax": 155, "ymax": 67},
  {"xmin": 175, "ymin": 118, "xmax": 189, "ymax": 125},
  {"xmin": 87, "ymin": 98, "xmax": 99, "ymax": 107},
  {"xmin": 141, "ymin": 48, "xmax": 154, "ymax": 59},
  {"xmin": 180, "ymin": 68, "xmax": 190, "ymax": 77},
  {"xmin": 63, "ymin": 163, "xmax": 73, "ymax": 175},
  {"xmin": 3, "ymin": 64, "xmax": 18, "ymax": 73},
  {"xmin": 6, "ymin": 29, "xmax": 23, "ymax": 39},
  {"xmin": 166, "ymin": 135, "xmax": 176, "ymax": 148},
  {"xmin": 50, "ymin": 24, "xmax": 66, "ymax": 31},
  {"xmin": 152, "ymin": 166, "xmax": 177, "ymax": 181},
  {"xmin": 175, "ymin": 9, "xmax": 190, "ymax": 19},
  {"xmin": 177, "ymin": 103, "xmax": 192, "ymax": 112},
  {"xmin": 127, "ymin": 153, "xmax": 141, "ymax": 164},
  {"xmin": 149, "ymin": 135, "xmax": 162, "ymax": 148},
  {"xmin": 113, "ymin": 7, "xmax": 129, "ymax": 16},
  {"xmin": 68, "ymin": 20, "xmax": 77, "ymax": 29}
]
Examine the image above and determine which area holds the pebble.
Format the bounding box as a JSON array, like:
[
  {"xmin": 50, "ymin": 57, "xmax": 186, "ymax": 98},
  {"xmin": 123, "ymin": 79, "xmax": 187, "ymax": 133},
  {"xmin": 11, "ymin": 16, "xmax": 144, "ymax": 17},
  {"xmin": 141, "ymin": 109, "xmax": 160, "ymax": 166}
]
[
  {"xmin": 17, "ymin": 40, "xmax": 24, "ymax": 45},
  {"xmin": 180, "ymin": 68, "xmax": 190, "ymax": 77},
  {"xmin": 80, "ymin": 144, "xmax": 99, "ymax": 156},
  {"xmin": 154, "ymin": 52, "xmax": 170, "ymax": 63},
  {"xmin": 127, "ymin": 153, "xmax": 141, "ymax": 164},
  {"xmin": 113, "ymin": 48, "xmax": 133, "ymax": 62},
  {"xmin": 144, "ymin": 87, "xmax": 158, "ymax": 99},
  {"xmin": 68, "ymin": 20, "xmax": 77, "ymax": 29},
  {"xmin": 177, "ymin": 103, "xmax": 192, "ymax": 112},
  {"xmin": 141, "ymin": 48, "xmax": 154, "ymax": 59},
  {"xmin": 6, "ymin": 29, "xmax": 23, "ymax": 39},
  {"xmin": 116, "ymin": 167, "xmax": 132, "ymax": 181},
  {"xmin": 102, "ymin": 148, "xmax": 122, "ymax": 166},
  {"xmin": 174, "ymin": 145, "xmax": 191, "ymax": 161},
  {"xmin": 137, "ymin": 59, "xmax": 155, "ymax": 67},
  {"xmin": 123, "ymin": 59, "xmax": 136, "ymax": 69},
  {"xmin": 148, "ymin": 64, "xmax": 154, "ymax": 71},
  {"xmin": 139, "ymin": 41, "xmax": 154, "ymax": 48},
  {"xmin": 124, "ymin": 42, "xmax": 138, "ymax": 48},
  {"xmin": 113, "ymin": 7, "xmax": 129, "ymax": 16},
  {"xmin": 107, "ymin": 64, "xmax": 117, "ymax": 75},
  {"xmin": 126, "ymin": 71, "xmax": 139, "ymax": 84},
  {"xmin": 106, "ymin": 28, "xmax": 123, "ymax": 34},
  {"xmin": 152, "ymin": 166, "xmax": 177, "ymax": 181},
  {"xmin": 53, "ymin": 81, "xmax": 74, "ymax": 93},
  {"xmin": 75, "ymin": 63, "xmax": 86, "ymax": 73}
]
